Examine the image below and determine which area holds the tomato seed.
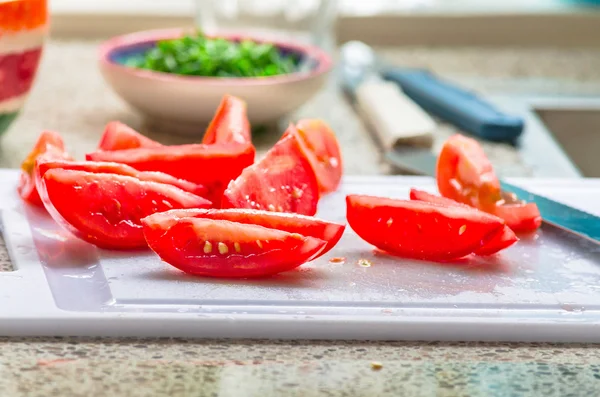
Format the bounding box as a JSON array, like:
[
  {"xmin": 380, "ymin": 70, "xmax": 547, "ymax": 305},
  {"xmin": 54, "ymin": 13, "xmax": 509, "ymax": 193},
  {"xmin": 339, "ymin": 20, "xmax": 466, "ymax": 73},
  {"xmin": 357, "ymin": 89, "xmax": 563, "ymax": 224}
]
[
  {"xmin": 329, "ymin": 257, "xmax": 346, "ymax": 264},
  {"xmin": 459, "ymin": 225, "xmax": 467, "ymax": 235},
  {"xmin": 234, "ymin": 242, "xmax": 241, "ymax": 253},
  {"xmin": 358, "ymin": 259, "xmax": 372, "ymax": 268},
  {"xmin": 256, "ymin": 240, "xmax": 263, "ymax": 249},
  {"xmin": 290, "ymin": 233, "xmax": 303, "ymax": 240},
  {"xmin": 268, "ymin": 204, "xmax": 275, "ymax": 211},
  {"xmin": 386, "ymin": 218, "xmax": 393, "ymax": 227},
  {"xmin": 203, "ymin": 241, "xmax": 213, "ymax": 254},
  {"xmin": 292, "ymin": 187, "xmax": 303, "ymax": 199},
  {"xmin": 277, "ymin": 205, "xmax": 284, "ymax": 212},
  {"xmin": 371, "ymin": 362, "xmax": 383, "ymax": 370},
  {"xmin": 218, "ymin": 242, "xmax": 229, "ymax": 255},
  {"xmin": 162, "ymin": 200, "xmax": 173, "ymax": 209}
]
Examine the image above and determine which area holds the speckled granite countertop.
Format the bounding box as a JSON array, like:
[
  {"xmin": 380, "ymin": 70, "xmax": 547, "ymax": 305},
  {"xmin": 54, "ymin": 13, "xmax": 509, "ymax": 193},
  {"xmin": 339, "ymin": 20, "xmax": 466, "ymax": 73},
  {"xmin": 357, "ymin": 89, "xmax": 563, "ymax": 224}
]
[{"xmin": 1, "ymin": 40, "xmax": 600, "ymax": 396}]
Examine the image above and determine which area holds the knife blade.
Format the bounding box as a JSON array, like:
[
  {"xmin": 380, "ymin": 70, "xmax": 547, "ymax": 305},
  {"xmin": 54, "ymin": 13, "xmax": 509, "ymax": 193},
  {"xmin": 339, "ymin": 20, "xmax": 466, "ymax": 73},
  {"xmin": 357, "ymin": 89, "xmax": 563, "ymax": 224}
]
[{"xmin": 386, "ymin": 148, "xmax": 600, "ymax": 243}]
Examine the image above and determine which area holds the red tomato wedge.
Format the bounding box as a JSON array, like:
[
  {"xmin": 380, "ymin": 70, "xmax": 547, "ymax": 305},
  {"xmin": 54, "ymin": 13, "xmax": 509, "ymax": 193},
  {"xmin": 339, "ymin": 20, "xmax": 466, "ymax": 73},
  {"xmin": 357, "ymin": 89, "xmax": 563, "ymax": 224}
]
[
  {"xmin": 436, "ymin": 134, "xmax": 502, "ymax": 208},
  {"xmin": 97, "ymin": 121, "xmax": 162, "ymax": 151},
  {"xmin": 346, "ymin": 195, "xmax": 505, "ymax": 261},
  {"xmin": 202, "ymin": 95, "xmax": 251, "ymax": 145},
  {"xmin": 86, "ymin": 143, "xmax": 255, "ymax": 206},
  {"xmin": 18, "ymin": 130, "xmax": 72, "ymax": 206},
  {"xmin": 39, "ymin": 169, "xmax": 212, "ymax": 249},
  {"xmin": 35, "ymin": 158, "xmax": 207, "ymax": 198},
  {"xmin": 409, "ymin": 189, "xmax": 518, "ymax": 255},
  {"xmin": 222, "ymin": 129, "xmax": 319, "ymax": 215},
  {"xmin": 286, "ymin": 119, "xmax": 343, "ymax": 195},
  {"xmin": 142, "ymin": 208, "xmax": 345, "ymax": 259},
  {"xmin": 474, "ymin": 226, "xmax": 519, "ymax": 256},
  {"xmin": 493, "ymin": 203, "xmax": 542, "ymax": 233},
  {"xmin": 142, "ymin": 216, "xmax": 326, "ymax": 278},
  {"xmin": 437, "ymin": 134, "xmax": 542, "ymax": 233}
]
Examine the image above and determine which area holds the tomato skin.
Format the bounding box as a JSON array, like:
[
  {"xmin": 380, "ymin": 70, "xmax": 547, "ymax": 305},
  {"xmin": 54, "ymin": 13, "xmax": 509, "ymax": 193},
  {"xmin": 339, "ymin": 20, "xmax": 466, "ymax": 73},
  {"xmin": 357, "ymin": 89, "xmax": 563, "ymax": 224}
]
[
  {"xmin": 142, "ymin": 217, "xmax": 326, "ymax": 278},
  {"xmin": 288, "ymin": 119, "xmax": 343, "ymax": 195},
  {"xmin": 40, "ymin": 169, "xmax": 212, "ymax": 249},
  {"xmin": 18, "ymin": 131, "xmax": 72, "ymax": 206},
  {"xmin": 437, "ymin": 134, "xmax": 541, "ymax": 233},
  {"xmin": 86, "ymin": 143, "xmax": 255, "ymax": 206},
  {"xmin": 346, "ymin": 195, "xmax": 505, "ymax": 261},
  {"xmin": 222, "ymin": 130, "xmax": 319, "ymax": 216},
  {"xmin": 35, "ymin": 159, "xmax": 207, "ymax": 198},
  {"xmin": 492, "ymin": 203, "xmax": 542, "ymax": 233},
  {"xmin": 142, "ymin": 208, "xmax": 345, "ymax": 259},
  {"xmin": 409, "ymin": 189, "xmax": 518, "ymax": 255},
  {"xmin": 97, "ymin": 121, "xmax": 162, "ymax": 151},
  {"xmin": 202, "ymin": 95, "xmax": 251, "ymax": 145}
]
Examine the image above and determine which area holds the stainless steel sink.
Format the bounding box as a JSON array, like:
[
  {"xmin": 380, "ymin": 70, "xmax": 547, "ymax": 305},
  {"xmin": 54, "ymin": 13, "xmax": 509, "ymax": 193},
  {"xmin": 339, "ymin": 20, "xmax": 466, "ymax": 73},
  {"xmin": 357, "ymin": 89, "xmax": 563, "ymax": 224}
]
[
  {"xmin": 536, "ymin": 107, "xmax": 600, "ymax": 177},
  {"xmin": 490, "ymin": 96, "xmax": 600, "ymax": 178}
]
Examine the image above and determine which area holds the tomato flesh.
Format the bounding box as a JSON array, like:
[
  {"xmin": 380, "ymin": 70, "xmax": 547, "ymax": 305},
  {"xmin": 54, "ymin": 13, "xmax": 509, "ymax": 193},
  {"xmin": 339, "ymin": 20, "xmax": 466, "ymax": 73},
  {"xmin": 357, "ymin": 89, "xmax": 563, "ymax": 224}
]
[
  {"xmin": 346, "ymin": 194, "xmax": 505, "ymax": 261},
  {"xmin": 437, "ymin": 134, "xmax": 501, "ymax": 208},
  {"xmin": 289, "ymin": 119, "xmax": 343, "ymax": 195},
  {"xmin": 202, "ymin": 95, "xmax": 251, "ymax": 145},
  {"xmin": 18, "ymin": 130, "xmax": 72, "ymax": 206},
  {"xmin": 40, "ymin": 169, "xmax": 212, "ymax": 249},
  {"xmin": 222, "ymin": 132, "xmax": 319, "ymax": 215},
  {"xmin": 86, "ymin": 143, "xmax": 255, "ymax": 206},
  {"xmin": 97, "ymin": 121, "xmax": 162, "ymax": 151},
  {"xmin": 437, "ymin": 134, "xmax": 541, "ymax": 233},
  {"xmin": 142, "ymin": 216, "xmax": 326, "ymax": 278},
  {"xmin": 409, "ymin": 188, "xmax": 518, "ymax": 255},
  {"xmin": 143, "ymin": 208, "xmax": 345, "ymax": 260},
  {"xmin": 35, "ymin": 159, "xmax": 207, "ymax": 198}
]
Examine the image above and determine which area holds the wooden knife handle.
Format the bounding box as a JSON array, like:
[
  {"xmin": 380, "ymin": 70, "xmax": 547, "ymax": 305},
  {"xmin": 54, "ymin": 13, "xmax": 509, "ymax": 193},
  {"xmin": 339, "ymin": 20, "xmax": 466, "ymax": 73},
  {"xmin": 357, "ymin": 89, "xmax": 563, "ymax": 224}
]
[{"xmin": 355, "ymin": 79, "xmax": 435, "ymax": 149}]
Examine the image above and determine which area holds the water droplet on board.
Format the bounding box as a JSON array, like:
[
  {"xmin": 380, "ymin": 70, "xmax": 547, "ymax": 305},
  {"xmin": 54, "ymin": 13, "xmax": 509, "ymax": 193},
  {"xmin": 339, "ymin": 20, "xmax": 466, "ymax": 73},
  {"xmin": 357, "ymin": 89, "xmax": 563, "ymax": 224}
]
[{"xmin": 329, "ymin": 257, "xmax": 346, "ymax": 265}]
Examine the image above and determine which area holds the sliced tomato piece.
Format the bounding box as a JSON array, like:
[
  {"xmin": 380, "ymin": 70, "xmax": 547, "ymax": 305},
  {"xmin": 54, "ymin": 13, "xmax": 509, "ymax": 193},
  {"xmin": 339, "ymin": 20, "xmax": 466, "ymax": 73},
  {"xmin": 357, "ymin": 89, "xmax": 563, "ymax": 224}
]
[
  {"xmin": 437, "ymin": 134, "xmax": 502, "ymax": 208},
  {"xmin": 346, "ymin": 195, "xmax": 505, "ymax": 261},
  {"xmin": 86, "ymin": 143, "xmax": 255, "ymax": 206},
  {"xmin": 39, "ymin": 169, "xmax": 212, "ymax": 249},
  {"xmin": 492, "ymin": 202, "xmax": 542, "ymax": 233},
  {"xmin": 143, "ymin": 208, "xmax": 344, "ymax": 259},
  {"xmin": 18, "ymin": 130, "xmax": 72, "ymax": 206},
  {"xmin": 142, "ymin": 216, "xmax": 326, "ymax": 278},
  {"xmin": 202, "ymin": 95, "xmax": 251, "ymax": 145},
  {"xmin": 474, "ymin": 226, "xmax": 519, "ymax": 256},
  {"xmin": 409, "ymin": 188, "xmax": 518, "ymax": 255},
  {"xmin": 222, "ymin": 131, "xmax": 319, "ymax": 215},
  {"xmin": 97, "ymin": 121, "xmax": 162, "ymax": 151},
  {"xmin": 35, "ymin": 158, "xmax": 207, "ymax": 198},
  {"xmin": 286, "ymin": 119, "xmax": 343, "ymax": 195},
  {"xmin": 437, "ymin": 134, "xmax": 541, "ymax": 233}
]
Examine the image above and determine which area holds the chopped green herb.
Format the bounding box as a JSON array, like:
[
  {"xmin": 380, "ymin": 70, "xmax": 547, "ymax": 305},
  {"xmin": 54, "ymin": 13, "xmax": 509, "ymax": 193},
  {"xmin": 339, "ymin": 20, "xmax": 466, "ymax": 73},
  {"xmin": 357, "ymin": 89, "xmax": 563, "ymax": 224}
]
[{"xmin": 127, "ymin": 30, "xmax": 300, "ymax": 78}]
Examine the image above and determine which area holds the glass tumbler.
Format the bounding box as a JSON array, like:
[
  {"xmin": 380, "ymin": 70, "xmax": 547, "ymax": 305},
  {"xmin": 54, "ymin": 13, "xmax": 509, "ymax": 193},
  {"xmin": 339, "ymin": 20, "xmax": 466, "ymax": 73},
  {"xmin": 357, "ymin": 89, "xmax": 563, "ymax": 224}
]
[{"xmin": 194, "ymin": 0, "xmax": 338, "ymax": 52}]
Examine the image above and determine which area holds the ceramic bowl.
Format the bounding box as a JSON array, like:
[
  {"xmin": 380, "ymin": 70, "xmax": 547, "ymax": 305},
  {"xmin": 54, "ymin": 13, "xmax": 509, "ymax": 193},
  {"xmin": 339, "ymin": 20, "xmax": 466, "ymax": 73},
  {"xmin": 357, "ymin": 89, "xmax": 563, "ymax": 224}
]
[
  {"xmin": 0, "ymin": 0, "xmax": 48, "ymax": 136},
  {"xmin": 99, "ymin": 28, "xmax": 333, "ymax": 135}
]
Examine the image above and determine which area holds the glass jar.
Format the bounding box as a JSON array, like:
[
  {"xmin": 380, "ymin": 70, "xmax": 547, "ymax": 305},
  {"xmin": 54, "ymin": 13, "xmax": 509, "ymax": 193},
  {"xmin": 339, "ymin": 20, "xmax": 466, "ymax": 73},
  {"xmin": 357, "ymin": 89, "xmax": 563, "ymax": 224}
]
[{"xmin": 194, "ymin": 0, "xmax": 338, "ymax": 53}]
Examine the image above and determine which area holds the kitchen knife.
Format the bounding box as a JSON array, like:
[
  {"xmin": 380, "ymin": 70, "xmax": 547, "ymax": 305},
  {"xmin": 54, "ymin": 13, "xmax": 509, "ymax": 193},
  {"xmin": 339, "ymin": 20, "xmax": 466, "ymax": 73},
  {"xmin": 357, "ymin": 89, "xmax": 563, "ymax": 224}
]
[
  {"xmin": 386, "ymin": 148, "xmax": 600, "ymax": 243},
  {"xmin": 381, "ymin": 68, "xmax": 525, "ymax": 143},
  {"xmin": 339, "ymin": 41, "xmax": 436, "ymax": 149}
]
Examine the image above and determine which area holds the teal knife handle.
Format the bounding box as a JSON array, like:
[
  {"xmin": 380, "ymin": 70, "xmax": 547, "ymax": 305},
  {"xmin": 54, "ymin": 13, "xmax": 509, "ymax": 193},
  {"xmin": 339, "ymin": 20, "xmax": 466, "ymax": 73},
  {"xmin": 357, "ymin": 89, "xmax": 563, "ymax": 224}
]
[{"xmin": 381, "ymin": 68, "xmax": 524, "ymax": 143}]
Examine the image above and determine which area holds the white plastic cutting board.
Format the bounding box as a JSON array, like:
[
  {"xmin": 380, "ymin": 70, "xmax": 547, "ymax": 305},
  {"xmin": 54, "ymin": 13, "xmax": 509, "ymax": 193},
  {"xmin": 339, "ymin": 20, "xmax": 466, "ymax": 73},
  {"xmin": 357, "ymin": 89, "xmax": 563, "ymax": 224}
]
[{"xmin": 1, "ymin": 170, "xmax": 600, "ymax": 342}]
